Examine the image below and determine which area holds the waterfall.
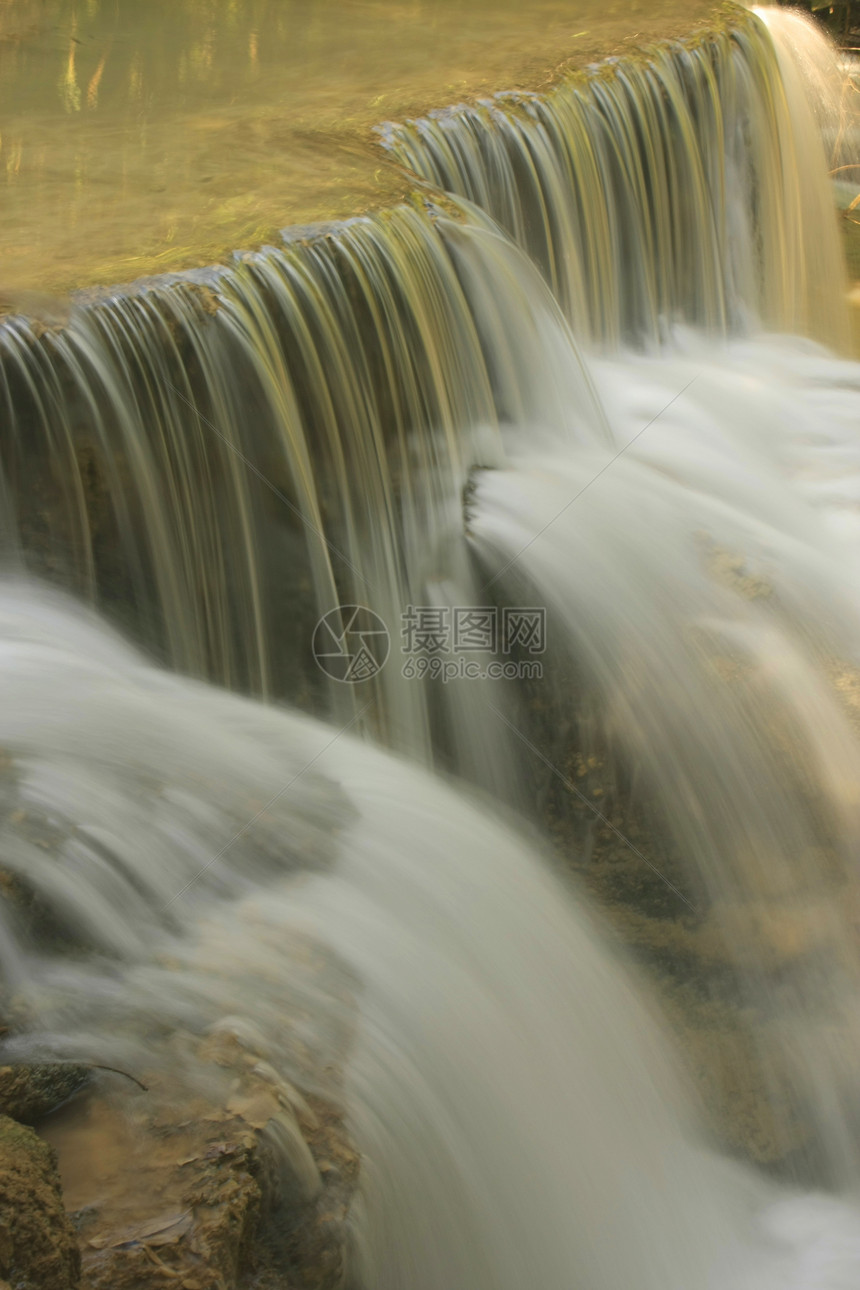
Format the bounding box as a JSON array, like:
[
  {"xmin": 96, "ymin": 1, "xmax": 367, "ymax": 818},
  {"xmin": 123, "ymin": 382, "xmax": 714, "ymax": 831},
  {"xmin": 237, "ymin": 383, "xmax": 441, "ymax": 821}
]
[
  {"xmin": 1, "ymin": 580, "xmax": 858, "ymax": 1290},
  {"xmin": 381, "ymin": 7, "xmax": 851, "ymax": 350},
  {"xmin": 3, "ymin": 3, "xmax": 860, "ymax": 1287},
  {"xmin": 0, "ymin": 9, "xmax": 851, "ymax": 722},
  {"xmin": 472, "ymin": 331, "xmax": 860, "ymax": 1182}
]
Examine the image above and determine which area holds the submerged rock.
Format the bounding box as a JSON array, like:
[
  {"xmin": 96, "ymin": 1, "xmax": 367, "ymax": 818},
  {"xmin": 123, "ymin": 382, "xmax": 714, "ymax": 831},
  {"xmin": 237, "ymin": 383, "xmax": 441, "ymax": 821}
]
[{"xmin": 0, "ymin": 1114, "xmax": 81, "ymax": 1290}]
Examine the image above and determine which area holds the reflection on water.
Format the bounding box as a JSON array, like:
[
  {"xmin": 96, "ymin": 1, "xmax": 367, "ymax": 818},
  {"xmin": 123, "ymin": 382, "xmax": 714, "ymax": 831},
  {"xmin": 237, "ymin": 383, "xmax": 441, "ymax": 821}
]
[{"xmin": 0, "ymin": 0, "xmax": 719, "ymax": 293}]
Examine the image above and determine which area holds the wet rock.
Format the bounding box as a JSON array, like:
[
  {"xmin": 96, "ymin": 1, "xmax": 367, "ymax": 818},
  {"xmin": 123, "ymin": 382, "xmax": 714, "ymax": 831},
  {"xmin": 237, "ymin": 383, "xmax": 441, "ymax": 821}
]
[
  {"xmin": 45, "ymin": 1035, "xmax": 358, "ymax": 1290},
  {"xmin": 0, "ymin": 1114, "xmax": 81, "ymax": 1289},
  {"xmin": 81, "ymin": 1126, "xmax": 263, "ymax": 1290},
  {"xmin": 0, "ymin": 1063, "xmax": 89, "ymax": 1125},
  {"xmin": 276, "ymin": 1093, "xmax": 360, "ymax": 1290}
]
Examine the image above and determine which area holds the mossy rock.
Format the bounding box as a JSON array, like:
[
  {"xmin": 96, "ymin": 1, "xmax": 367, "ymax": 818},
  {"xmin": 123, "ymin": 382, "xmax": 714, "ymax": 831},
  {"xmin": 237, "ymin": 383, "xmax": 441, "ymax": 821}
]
[
  {"xmin": 0, "ymin": 1114, "xmax": 81, "ymax": 1289},
  {"xmin": 0, "ymin": 1064, "xmax": 89, "ymax": 1125}
]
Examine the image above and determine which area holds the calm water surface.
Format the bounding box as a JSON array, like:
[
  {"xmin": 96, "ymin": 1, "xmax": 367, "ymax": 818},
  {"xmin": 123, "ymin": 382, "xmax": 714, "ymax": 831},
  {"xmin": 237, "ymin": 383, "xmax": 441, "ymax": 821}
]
[{"xmin": 0, "ymin": 0, "xmax": 719, "ymax": 292}]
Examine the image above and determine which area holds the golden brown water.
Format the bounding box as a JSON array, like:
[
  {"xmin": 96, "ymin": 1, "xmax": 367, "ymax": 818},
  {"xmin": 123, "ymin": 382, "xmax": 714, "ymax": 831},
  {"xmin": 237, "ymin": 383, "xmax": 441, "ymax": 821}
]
[{"xmin": 0, "ymin": 0, "xmax": 721, "ymax": 294}]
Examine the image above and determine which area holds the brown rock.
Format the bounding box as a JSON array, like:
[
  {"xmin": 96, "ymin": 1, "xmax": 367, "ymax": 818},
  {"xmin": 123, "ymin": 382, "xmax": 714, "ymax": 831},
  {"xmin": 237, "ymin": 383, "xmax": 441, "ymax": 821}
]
[{"xmin": 0, "ymin": 1114, "xmax": 80, "ymax": 1289}]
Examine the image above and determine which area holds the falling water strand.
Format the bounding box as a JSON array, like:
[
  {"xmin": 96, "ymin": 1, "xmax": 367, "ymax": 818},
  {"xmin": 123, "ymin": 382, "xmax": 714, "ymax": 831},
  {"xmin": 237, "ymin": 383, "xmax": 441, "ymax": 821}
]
[{"xmin": 381, "ymin": 7, "xmax": 851, "ymax": 350}]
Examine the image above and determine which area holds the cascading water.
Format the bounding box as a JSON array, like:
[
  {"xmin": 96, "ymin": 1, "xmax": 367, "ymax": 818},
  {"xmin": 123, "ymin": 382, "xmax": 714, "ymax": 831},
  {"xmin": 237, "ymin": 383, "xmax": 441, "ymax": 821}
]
[
  {"xmin": 3, "ymin": 3, "xmax": 860, "ymax": 1287},
  {"xmin": 0, "ymin": 9, "xmax": 851, "ymax": 702},
  {"xmin": 472, "ymin": 331, "xmax": 860, "ymax": 1178},
  {"xmin": 381, "ymin": 7, "xmax": 852, "ymax": 350},
  {"xmin": 4, "ymin": 580, "xmax": 860, "ymax": 1290}
]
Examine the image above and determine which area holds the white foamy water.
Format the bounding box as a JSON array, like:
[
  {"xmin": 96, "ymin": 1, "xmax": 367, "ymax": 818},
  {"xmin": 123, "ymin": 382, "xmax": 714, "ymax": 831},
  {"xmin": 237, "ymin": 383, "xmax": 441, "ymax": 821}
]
[{"xmin": 0, "ymin": 582, "xmax": 858, "ymax": 1288}]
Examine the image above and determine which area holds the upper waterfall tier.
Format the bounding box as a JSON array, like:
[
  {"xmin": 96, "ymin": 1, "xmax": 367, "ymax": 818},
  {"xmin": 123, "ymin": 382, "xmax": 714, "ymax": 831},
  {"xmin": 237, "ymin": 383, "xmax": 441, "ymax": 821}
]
[
  {"xmin": 0, "ymin": 7, "xmax": 853, "ymax": 709},
  {"xmin": 0, "ymin": 0, "xmax": 723, "ymax": 296},
  {"xmin": 383, "ymin": 8, "xmax": 852, "ymax": 350}
]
